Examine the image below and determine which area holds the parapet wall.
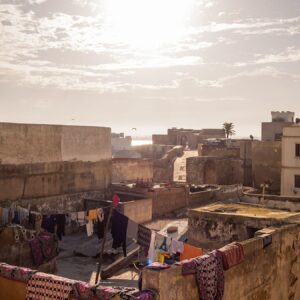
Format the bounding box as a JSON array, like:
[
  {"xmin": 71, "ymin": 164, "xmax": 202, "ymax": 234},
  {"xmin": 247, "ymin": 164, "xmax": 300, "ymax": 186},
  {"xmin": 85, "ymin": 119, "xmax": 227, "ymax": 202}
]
[
  {"xmin": 142, "ymin": 224, "xmax": 300, "ymax": 300},
  {"xmin": 0, "ymin": 123, "xmax": 112, "ymax": 208},
  {"xmin": 112, "ymin": 158, "xmax": 153, "ymax": 182},
  {"xmin": 148, "ymin": 185, "xmax": 188, "ymax": 217},
  {"xmin": 186, "ymin": 156, "xmax": 243, "ymax": 185}
]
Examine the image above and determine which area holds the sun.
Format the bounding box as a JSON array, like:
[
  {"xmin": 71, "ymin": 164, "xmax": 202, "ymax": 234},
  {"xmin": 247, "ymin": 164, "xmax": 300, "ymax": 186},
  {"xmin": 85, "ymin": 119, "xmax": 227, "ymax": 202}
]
[{"xmin": 103, "ymin": 0, "xmax": 192, "ymax": 50}]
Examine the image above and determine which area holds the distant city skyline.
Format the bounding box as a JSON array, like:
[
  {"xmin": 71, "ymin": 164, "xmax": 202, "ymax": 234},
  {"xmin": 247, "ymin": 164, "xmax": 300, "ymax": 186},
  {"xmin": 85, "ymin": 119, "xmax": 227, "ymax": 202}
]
[{"xmin": 1, "ymin": 0, "xmax": 300, "ymax": 137}]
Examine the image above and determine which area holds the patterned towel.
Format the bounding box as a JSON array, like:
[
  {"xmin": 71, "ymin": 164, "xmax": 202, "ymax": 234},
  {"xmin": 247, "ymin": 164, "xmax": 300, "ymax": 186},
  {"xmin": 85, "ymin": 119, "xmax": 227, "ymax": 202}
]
[
  {"xmin": 0, "ymin": 263, "xmax": 36, "ymax": 283},
  {"xmin": 26, "ymin": 272, "xmax": 74, "ymax": 300},
  {"xmin": 137, "ymin": 225, "xmax": 152, "ymax": 253},
  {"xmin": 217, "ymin": 242, "xmax": 245, "ymax": 270},
  {"xmin": 182, "ymin": 251, "xmax": 224, "ymax": 300}
]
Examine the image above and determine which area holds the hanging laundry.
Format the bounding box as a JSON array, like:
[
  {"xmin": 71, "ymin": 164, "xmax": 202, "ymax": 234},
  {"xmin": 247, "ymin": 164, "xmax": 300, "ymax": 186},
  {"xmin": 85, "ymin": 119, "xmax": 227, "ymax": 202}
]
[
  {"xmin": 70, "ymin": 212, "xmax": 77, "ymax": 222},
  {"xmin": 169, "ymin": 239, "xmax": 184, "ymax": 254},
  {"xmin": 41, "ymin": 215, "xmax": 56, "ymax": 233},
  {"xmin": 28, "ymin": 238, "xmax": 44, "ymax": 266},
  {"xmin": 77, "ymin": 211, "xmax": 86, "ymax": 226},
  {"xmin": 137, "ymin": 225, "xmax": 152, "ymax": 255},
  {"xmin": 147, "ymin": 231, "xmax": 156, "ymax": 262},
  {"xmin": 1, "ymin": 208, "xmax": 9, "ymax": 225},
  {"xmin": 127, "ymin": 218, "xmax": 138, "ymax": 240},
  {"xmin": 12, "ymin": 210, "xmax": 20, "ymax": 224},
  {"xmin": 87, "ymin": 209, "xmax": 97, "ymax": 221},
  {"xmin": 182, "ymin": 250, "xmax": 224, "ymax": 300},
  {"xmin": 113, "ymin": 194, "xmax": 120, "ymax": 207},
  {"xmin": 0, "ymin": 263, "xmax": 37, "ymax": 283},
  {"xmin": 34, "ymin": 214, "xmax": 43, "ymax": 232},
  {"xmin": 56, "ymin": 214, "xmax": 66, "ymax": 240},
  {"xmin": 38, "ymin": 231, "xmax": 58, "ymax": 261},
  {"xmin": 18, "ymin": 206, "xmax": 29, "ymax": 224},
  {"xmin": 180, "ymin": 244, "xmax": 203, "ymax": 261},
  {"xmin": 97, "ymin": 207, "xmax": 110, "ymax": 239},
  {"xmin": 111, "ymin": 210, "xmax": 128, "ymax": 257},
  {"xmin": 217, "ymin": 242, "xmax": 245, "ymax": 270},
  {"xmin": 26, "ymin": 272, "xmax": 74, "ymax": 300},
  {"xmin": 96, "ymin": 208, "xmax": 105, "ymax": 222},
  {"xmin": 86, "ymin": 220, "xmax": 94, "ymax": 237}
]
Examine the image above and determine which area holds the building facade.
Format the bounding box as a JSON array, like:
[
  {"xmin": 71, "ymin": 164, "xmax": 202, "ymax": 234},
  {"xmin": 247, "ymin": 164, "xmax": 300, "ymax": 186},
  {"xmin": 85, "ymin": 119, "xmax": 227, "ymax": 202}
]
[
  {"xmin": 262, "ymin": 111, "xmax": 294, "ymax": 141},
  {"xmin": 281, "ymin": 125, "xmax": 300, "ymax": 196}
]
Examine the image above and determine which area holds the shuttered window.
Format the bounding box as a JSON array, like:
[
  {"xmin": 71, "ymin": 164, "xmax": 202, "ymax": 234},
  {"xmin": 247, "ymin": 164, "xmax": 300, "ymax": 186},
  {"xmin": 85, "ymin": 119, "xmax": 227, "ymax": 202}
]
[
  {"xmin": 295, "ymin": 175, "xmax": 300, "ymax": 188},
  {"xmin": 296, "ymin": 144, "xmax": 300, "ymax": 157}
]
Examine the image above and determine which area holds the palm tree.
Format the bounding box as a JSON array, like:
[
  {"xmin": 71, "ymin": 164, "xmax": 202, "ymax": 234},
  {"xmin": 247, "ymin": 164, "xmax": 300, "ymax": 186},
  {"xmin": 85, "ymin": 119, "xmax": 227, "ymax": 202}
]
[{"xmin": 222, "ymin": 122, "xmax": 235, "ymax": 139}]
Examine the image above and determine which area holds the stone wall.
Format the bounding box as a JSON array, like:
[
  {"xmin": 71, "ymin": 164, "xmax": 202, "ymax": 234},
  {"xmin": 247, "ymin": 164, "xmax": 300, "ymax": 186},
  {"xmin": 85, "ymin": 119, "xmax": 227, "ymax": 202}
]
[
  {"xmin": 112, "ymin": 158, "xmax": 153, "ymax": 182},
  {"xmin": 198, "ymin": 145, "xmax": 240, "ymax": 158},
  {"xmin": 0, "ymin": 123, "xmax": 112, "ymax": 209},
  {"xmin": 252, "ymin": 141, "xmax": 281, "ymax": 192},
  {"xmin": 186, "ymin": 156, "xmax": 244, "ymax": 185},
  {"xmin": 153, "ymin": 146, "xmax": 184, "ymax": 182},
  {"xmin": 142, "ymin": 224, "xmax": 300, "ymax": 300},
  {"xmin": 152, "ymin": 134, "xmax": 171, "ymax": 145}
]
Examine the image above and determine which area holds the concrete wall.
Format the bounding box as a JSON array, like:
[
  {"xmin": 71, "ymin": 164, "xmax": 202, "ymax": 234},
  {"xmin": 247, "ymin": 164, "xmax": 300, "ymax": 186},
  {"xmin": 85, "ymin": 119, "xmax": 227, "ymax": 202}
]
[
  {"xmin": 120, "ymin": 198, "xmax": 152, "ymax": 224},
  {"xmin": 252, "ymin": 141, "xmax": 281, "ymax": 192},
  {"xmin": 148, "ymin": 186, "xmax": 188, "ymax": 217},
  {"xmin": 0, "ymin": 123, "xmax": 112, "ymax": 208},
  {"xmin": 112, "ymin": 158, "xmax": 153, "ymax": 182},
  {"xmin": 142, "ymin": 224, "xmax": 300, "ymax": 300},
  {"xmin": 281, "ymin": 125, "xmax": 300, "ymax": 196},
  {"xmin": 186, "ymin": 157, "xmax": 244, "ymax": 185}
]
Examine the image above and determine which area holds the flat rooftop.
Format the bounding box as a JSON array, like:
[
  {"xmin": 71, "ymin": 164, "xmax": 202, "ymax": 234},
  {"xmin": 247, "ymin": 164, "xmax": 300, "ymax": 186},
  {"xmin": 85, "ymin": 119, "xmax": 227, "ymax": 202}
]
[{"xmin": 190, "ymin": 202, "xmax": 299, "ymax": 220}]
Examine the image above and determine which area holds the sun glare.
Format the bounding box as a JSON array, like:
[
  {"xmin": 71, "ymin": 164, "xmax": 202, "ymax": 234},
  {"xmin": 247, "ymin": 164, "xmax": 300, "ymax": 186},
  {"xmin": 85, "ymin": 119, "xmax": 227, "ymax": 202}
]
[{"xmin": 103, "ymin": 0, "xmax": 192, "ymax": 50}]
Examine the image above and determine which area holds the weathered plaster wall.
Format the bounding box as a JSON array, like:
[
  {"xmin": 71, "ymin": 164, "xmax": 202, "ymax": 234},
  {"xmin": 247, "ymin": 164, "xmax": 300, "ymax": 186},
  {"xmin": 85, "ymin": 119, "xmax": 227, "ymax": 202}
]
[
  {"xmin": 0, "ymin": 123, "xmax": 111, "ymax": 164},
  {"xmin": 152, "ymin": 134, "xmax": 171, "ymax": 145},
  {"xmin": 252, "ymin": 141, "xmax": 281, "ymax": 192},
  {"xmin": 143, "ymin": 224, "xmax": 300, "ymax": 300},
  {"xmin": 111, "ymin": 136, "xmax": 132, "ymax": 153},
  {"xmin": 198, "ymin": 145, "xmax": 240, "ymax": 158},
  {"xmin": 281, "ymin": 125, "xmax": 300, "ymax": 196},
  {"xmin": 148, "ymin": 186, "xmax": 188, "ymax": 217},
  {"xmin": 0, "ymin": 123, "xmax": 112, "ymax": 208},
  {"xmin": 120, "ymin": 198, "xmax": 152, "ymax": 224},
  {"xmin": 188, "ymin": 185, "xmax": 243, "ymax": 207},
  {"xmin": 186, "ymin": 157, "xmax": 243, "ymax": 185},
  {"xmin": 242, "ymin": 190, "xmax": 300, "ymax": 212},
  {"xmin": 153, "ymin": 146, "xmax": 183, "ymax": 182},
  {"xmin": 261, "ymin": 122, "xmax": 292, "ymax": 141},
  {"xmin": 131, "ymin": 145, "xmax": 174, "ymax": 159},
  {"xmin": 112, "ymin": 158, "xmax": 153, "ymax": 182}
]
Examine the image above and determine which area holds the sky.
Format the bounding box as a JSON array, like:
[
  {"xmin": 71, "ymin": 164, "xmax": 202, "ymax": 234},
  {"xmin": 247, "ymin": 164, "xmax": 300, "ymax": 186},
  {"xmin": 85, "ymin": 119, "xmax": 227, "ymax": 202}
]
[{"xmin": 0, "ymin": 0, "xmax": 300, "ymax": 138}]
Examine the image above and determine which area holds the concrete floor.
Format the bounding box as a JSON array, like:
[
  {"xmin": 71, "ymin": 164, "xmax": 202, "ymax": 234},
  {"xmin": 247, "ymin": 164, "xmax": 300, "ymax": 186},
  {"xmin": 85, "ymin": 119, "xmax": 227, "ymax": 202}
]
[{"xmin": 55, "ymin": 217, "xmax": 187, "ymax": 286}]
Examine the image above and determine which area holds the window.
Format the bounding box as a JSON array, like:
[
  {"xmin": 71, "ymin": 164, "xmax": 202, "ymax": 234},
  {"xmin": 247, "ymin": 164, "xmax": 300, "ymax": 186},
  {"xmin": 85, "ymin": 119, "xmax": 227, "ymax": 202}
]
[
  {"xmin": 296, "ymin": 144, "xmax": 300, "ymax": 157},
  {"xmin": 295, "ymin": 175, "xmax": 300, "ymax": 188}
]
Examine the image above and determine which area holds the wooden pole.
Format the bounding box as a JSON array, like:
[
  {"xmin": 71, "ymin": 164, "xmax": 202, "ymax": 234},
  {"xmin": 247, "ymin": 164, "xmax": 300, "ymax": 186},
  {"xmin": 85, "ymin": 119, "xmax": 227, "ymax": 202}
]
[{"xmin": 95, "ymin": 202, "xmax": 114, "ymax": 284}]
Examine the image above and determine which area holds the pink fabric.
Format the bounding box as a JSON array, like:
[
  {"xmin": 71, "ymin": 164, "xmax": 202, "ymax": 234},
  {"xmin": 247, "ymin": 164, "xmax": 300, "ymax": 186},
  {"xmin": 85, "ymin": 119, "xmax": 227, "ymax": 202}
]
[{"xmin": 112, "ymin": 194, "xmax": 120, "ymax": 207}]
